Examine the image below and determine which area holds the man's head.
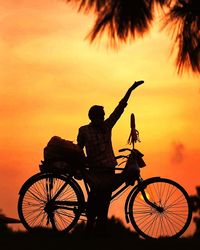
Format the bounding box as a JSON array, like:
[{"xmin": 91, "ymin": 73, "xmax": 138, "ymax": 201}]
[{"xmin": 88, "ymin": 105, "xmax": 105, "ymax": 125}]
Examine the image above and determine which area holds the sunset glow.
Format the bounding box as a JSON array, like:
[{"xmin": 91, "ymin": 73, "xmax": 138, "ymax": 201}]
[{"xmin": 0, "ymin": 0, "xmax": 199, "ymax": 235}]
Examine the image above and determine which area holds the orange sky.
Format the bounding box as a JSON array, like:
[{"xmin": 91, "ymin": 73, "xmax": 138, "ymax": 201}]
[{"xmin": 0, "ymin": 0, "xmax": 200, "ymax": 235}]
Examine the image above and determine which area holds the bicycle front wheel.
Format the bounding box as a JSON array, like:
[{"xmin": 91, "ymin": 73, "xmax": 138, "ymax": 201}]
[
  {"xmin": 128, "ymin": 178, "xmax": 192, "ymax": 239},
  {"xmin": 18, "ymin": 173, "xmax": 84, "ymax": 233}
]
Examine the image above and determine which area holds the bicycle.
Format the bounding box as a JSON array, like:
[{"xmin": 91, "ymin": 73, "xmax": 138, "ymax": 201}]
[{"xmin": 18, "ymin": 147, "xmax": 192, "ymax": 239}]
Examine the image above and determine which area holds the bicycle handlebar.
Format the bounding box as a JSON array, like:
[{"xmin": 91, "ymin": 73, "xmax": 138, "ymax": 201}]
[
  {"xmin": 118, "ymin": 148, "xmax": 132, "ymax": 153},
  {"xmin": 115, "ymin": 155, "xmax": 128, "ymax": 160}
]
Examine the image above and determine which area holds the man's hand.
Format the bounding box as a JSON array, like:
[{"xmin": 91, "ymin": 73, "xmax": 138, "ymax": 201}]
[
  {"xmin": 130, "ymin": 80, "xmax": 144, "ymax": 91},
  {"xmin": 121, "ymin": 80, "xmax": 144, "ymax": 104}
]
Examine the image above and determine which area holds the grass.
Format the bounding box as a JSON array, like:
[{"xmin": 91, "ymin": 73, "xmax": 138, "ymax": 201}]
[{"xmin": 0, "ymin": 217, "xmax": 199, "ymax": 250}]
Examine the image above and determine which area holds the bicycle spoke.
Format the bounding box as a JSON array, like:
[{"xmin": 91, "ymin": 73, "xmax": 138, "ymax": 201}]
[
  {"xmin": 129, "ymin": 178, "xmax": 192, "ymax": 239},
  {"xmin": 18, "ymin": 173, "xmax": 83, "ymax": 233}
]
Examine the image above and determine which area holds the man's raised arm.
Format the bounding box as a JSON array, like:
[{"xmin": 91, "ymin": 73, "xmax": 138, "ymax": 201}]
[
  {"xmin": 120, "ymin": 80, "xmax": 144, "ymax": 105},
  {"xmin": 106, "ymin": 80, "xmax": 144, "ymax": 128}
]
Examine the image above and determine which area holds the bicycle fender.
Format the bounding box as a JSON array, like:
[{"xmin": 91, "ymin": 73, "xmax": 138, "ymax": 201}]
[
  {"xmin": 18, "ymin": 172, "xmax": 44, "ymax": 195},
  {"xmin": 124, "ymin": 185, "xmax": 138, "ymax": 223},
  {"xmin": 19, "ymin": 172, "xmax": 76, "ymax": 195},
  {"xmin": 19, "ymin": 172, "xmax": 85, "ymax": 204},
  {"xmin": 124, "ymin": 176, "xmax": 161, "ymax": 223}
]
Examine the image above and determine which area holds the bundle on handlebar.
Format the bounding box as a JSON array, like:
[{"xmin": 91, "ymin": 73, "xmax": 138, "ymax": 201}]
[{"xmin": 116, "ymin": 148, "xmax": 146, "ymax": 169}]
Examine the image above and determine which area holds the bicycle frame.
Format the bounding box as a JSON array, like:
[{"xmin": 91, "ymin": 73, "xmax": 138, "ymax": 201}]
[
  {"xmin": 47, "ymin": 169, "xmax": 163, "ymax": 225},
  {"xmin": 43, "ymin": 145, "xmax": 159, "ymax": 216},
  {"xmin": 19, "ymin": 149, "xmax": 162, "ymax": 223}
]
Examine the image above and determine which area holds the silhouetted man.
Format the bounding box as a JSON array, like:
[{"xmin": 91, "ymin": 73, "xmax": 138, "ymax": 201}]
[{"xmin": 77, "ymin": 81, "xmax": 143, "ymax": 235}]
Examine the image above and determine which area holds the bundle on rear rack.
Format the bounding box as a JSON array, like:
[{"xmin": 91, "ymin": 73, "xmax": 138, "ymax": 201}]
[{"xmin": 39, "ymin": 136, "xmax": 85, "ymax": 176}]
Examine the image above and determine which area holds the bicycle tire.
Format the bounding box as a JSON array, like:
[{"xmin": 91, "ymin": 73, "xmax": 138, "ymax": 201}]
[
  {"xmin": 18, "ymin": 172, "xmax": 85, "ymax": 233},
  {"xmin": 128, "ymin": 178, "xmax": 192, "ymax": 239}
]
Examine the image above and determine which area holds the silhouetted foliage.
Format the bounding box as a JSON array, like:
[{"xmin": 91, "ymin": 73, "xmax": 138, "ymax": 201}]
[
  {"xmin": 70, "ymin": 216, "xmax": 139, "ymax": 238},
  {"xmin": 0, "ymin": 210, "xmax": 13, "ymax": 234},
  {"xmin": 1, "ymin": 215, "xmax": 200, "ymax": 250},
  {"xmin": 65, "ymin": 0, "xmax": 200, "ymax": 75},
  {"xmin": 190, "ymin": 186, "xmax": 200, "ymax": 237}
]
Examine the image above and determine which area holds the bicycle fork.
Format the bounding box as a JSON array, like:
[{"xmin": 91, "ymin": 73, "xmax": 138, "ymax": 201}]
[
  {"xmin": 124, "ymin": 177, "xmax": 164, "ymax": 224},
  {"xmin": 140, "ymin": 189, "xmax": 164, "ymax": 213}
]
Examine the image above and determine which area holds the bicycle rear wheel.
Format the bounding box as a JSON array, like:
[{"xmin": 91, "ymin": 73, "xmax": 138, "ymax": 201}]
[
  {"xmin": 128, "ymin": 178, "xmax": 192, "ymax": 239},
  {"xmin": 18, "ymin": 173, "xmax": 84, "ymax": 233}
]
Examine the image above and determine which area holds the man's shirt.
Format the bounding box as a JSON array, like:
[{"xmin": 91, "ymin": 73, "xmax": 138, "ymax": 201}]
[{"xmin": 77, "ymin": 100, "xmax": 127, "ymax": 169}]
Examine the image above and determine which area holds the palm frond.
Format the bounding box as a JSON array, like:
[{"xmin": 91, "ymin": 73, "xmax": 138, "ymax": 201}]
[
  {"xmin": 154, "ymin": 0, "xmax": 173, "ymax": 5},
  {"xmin": 162, "ymin": 0, "xmax": 200, "ymax": 74},
  {"xmin": 88, "ymin": 0, "xmax": 156, "ymax": 46},
  {"xmin": 64, "ymin": 0, "xmax": 107, "ymax": 13},
  {"xmin": 64, "ymin": 0, "xmax": 172, "ymax": 45}
]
